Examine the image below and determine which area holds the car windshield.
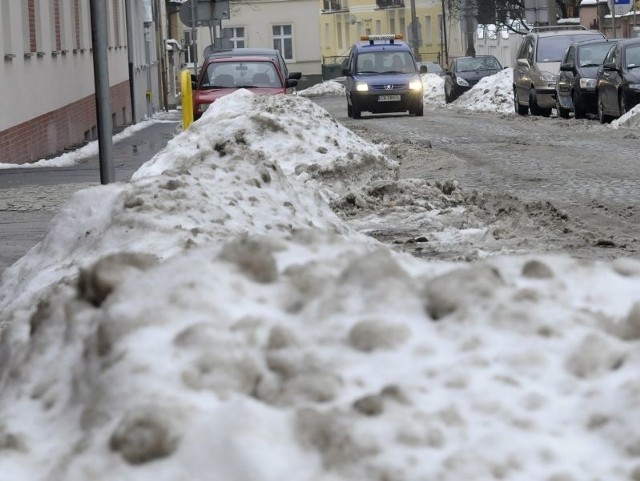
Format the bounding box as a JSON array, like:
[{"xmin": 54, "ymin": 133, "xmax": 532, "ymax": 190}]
[
  {"xmin": 356, "ymin": 51, "xmax": 416, "ymax": 74},
  {"xmin": 537, "ymin": 34, "xmax": 604, "ymax": 62},
  {"xmin": 456, "ymin": 57, "xmax": 501, "ymax": 72},
  {"xmin": 577, "ymin": 42, "xmax": 613, "ymax": 67},
  {"xmin": 201, "ymin": 62, "xmax": 280, "ymax": 88},
  {"xmin": 625, "ymin": 44, "xmax": 640, "ymax": 68}
]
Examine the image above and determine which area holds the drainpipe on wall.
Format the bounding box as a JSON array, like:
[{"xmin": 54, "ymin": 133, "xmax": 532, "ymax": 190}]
[{"xmin": 124, "ymin": 0, "xmax": 137, "ymax": 123}]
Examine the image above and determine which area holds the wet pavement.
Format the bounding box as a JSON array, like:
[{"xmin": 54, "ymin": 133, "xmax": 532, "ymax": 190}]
[{"xmin": 0, "ymin": 110, "xmax": 182, "ymax": 276}]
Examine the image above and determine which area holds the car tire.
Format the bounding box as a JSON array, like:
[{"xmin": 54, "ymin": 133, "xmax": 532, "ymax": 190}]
[
  {"xmin": 573, "ymin": 91, "xmax": 586, "ymax": 119},
  {"xmin": 514, "ymin": 88, "xmax": 528, "ymax": 116},
  {"xmin": 347, "ymin": 100, "xmax": 353, "ymax": 118},
  {"xmin": 619, "ymin": 91, "xmax": 628, "ymax": 117},
  {"xmin": 556, "ymin": 95, "xmax": 570, "ymax": 119},
  {"xmin": 445, "ymin": 86, "xmax": 452, "ymax": 104},
  {"xmin": 413, "ymin": 102, "xmax": 424, "ymax": 117},
  {"xmin": 528, "ymin": 88, "xmax": 542, "ymax": 116},
  {"xmin": 352, "ymin": 99, "xmax": 362, "ymax": 119},
  {"xmin": 597, "ymin": 92, "xmax": 612, "ymax": 124}
]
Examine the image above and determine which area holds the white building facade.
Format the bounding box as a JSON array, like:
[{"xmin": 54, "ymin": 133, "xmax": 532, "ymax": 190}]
[{"xmin": 0, "ymin": 0, "xmax": 167, "ymax": 165}]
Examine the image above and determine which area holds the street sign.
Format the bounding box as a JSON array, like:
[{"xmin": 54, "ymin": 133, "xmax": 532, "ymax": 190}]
[
  {"xmin": 608, "ymin": 0, "xmax": 633, "ymax": 16},
  {"xmin": 179, "ymin": 0, "xmax": 230, "ymax": 27}
]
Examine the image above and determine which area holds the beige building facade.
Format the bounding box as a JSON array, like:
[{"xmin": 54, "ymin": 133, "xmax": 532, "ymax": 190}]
[{"xmin": 319, "ymin": 0, "xmax": 464, "ymax": 66}]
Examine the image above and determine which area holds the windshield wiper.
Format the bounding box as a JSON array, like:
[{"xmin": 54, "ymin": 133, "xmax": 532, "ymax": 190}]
[
  {"xmin": 628, "ymin": 65, "xmax": 640, "ymax": 69},
  {"xmin": 380, "ymin": 70, "xmax": 405, "ymax": 74}
]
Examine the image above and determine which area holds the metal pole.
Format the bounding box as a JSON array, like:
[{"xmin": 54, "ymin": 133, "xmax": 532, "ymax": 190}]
[
  {"xmin": 124, "ymin": 0, "xmax": 137, "ymax": 124},
  {"xmin": 89, "ymin": 0, "xmax": 114, "ymax": 184},
  {"xmin": 440, "ymin": 0, "xmax": 449, "ymax": 66},
  {"xmin": 190, "ymin": 0, "xmax": 198, "ymax": 72},
  {"xmin": 609, "ymin": 0, "xmax": 617, "ymax": 38},
  {"xmin": 410, "ymin": 0, "xmax": 421, "ymax": 60}
]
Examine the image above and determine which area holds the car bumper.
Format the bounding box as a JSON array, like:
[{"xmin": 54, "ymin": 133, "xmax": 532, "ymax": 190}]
[
  {"xmin": 351, "ymin": 90, "xmax": 423, "ymax": 113},
  {"xmin": 576, "ymin": 89, "xmax": 597, "ymax": 112},
  {"xmin": 535, "ymin": 86, "xmax": 556, "ymax": 108}
]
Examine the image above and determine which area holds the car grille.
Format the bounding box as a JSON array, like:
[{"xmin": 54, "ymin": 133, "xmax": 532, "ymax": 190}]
[{"xmin": 370, "ymin": 83, "xmax": 405, "ymax": 90}]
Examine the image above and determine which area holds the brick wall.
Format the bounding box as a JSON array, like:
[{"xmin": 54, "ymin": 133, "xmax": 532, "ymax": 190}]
[{"xmin": 0, "ymin": 81, "xmax": 131, "ymax": 165}]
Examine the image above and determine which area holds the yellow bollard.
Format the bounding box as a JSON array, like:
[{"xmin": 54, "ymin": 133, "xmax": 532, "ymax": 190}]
[{"xmin": 181, "ymin": 70, "xmax": 194, "ymax": 129}]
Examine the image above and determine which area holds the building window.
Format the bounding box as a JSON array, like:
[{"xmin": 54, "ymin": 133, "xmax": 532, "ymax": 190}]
[
  {"xmin": 438, "ymin": 14, "xmax": 443, "ymax": 46},
  {"xmin": 272, "ymin": 24, "xmax": 292, "ymax": 60},
  {"xmin": 222, "ymin": 27, "xmax": 245, "ymax": 48},
  {"xmin": 337, "ymin": 21, "xmax": 342, "ymax": 50},
  {"xmin": 113, "ymin": 0, "xmax": 121, "ymax": 46},
  {"xmin": 424, "ymin": 15, "xmax": 432, "ymax": 45},
  {"xmin": 2, "ymin": 1, "xmax": 14, "ymax": 56},
  {"xmin": 23, "ymin": 0, "xmax": 38, "ymax": 54},
  {"xmin": 74, "ymin": 0, "xmax": 82, "ymax": 50},
  {"xmin": 324, "ymin": 22, "xmax": 329, "ymax": 49},
  {"xmin": 375, "ymin": 19, "xmax": 381, "ymax": 34},
  {"xmin": 52, "ymin": 0, "xmax": 61, "ymax": 51}
]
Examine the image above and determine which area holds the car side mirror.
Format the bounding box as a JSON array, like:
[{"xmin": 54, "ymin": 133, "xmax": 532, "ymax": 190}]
[
  {"xmin": 288, "ymin": 71, "xmax": 302, "ymax": 80},
  {"xmin": 419, "ymin": 65, "xmax": 428, "ymax": 74},
  {"xmin": 603, "ymin": 62, "xmax": 617, "ymax": 71},
  {"xmin": 559, "ymin": 63, "xmax": 573, "ymax": 72},
  {"xmin": 516, "ymin": 58, "xmax": 530, "ymax": 69},
  {"xmin": 287, "ymin": 79, "xmax": 298, "ymax": 87},
  {"xmin": 342, "ymin": 67, "xmax": 350, "ymax": 76}
]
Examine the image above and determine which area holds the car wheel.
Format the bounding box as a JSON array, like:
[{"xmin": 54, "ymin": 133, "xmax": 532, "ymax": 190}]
[
  {"xmin": 597, "ymin": 92, "xmax": 611, "ymax": 124},
  {"xmin": 529, "ymin": 88, "xmax": 542, "ymax": 116},
  {"xmin": 347, "ymin": 101, "xmax": 353, "ymax": 118},
  {"xmin": 413, "ymin": 101, "xmax": 424, "ymax": 117},
  {"xmin": 445, "ymin": 86, "xmax": 452, "ymax": 104},
  {"xmin": 573, "ymin": 91, "xmax": 586, "ymax": 119},
  {"xmin": 514, "ymin": 88, "xmax": 528, "ymax": 115},
  {"xmin": 352, "ymin": 99, "xmax": 362, "ymax": 119},
  {"xmin": 556, "ymin": 95, "xmax": 570, "ymax": 119},
  {"xmin": 619, "ymin": 91, "xmax": 628, "ymax": 117}
]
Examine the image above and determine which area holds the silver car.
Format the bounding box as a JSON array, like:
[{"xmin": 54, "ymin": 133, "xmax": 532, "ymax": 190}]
[{"xmin": 513, "ymin": 26, "xmax": 605, "ymax": 117}]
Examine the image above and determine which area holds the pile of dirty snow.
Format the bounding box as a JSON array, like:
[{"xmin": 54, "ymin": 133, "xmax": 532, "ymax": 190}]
[
  {"xmin": 298, "ymin": 80, "xmax": 345, "ymax": 97},
  {"xmin": 450, "ymin": 68, "xmax": 514, "ymax": 114},
  {"xmin": 3, "ymin": 90, "xmax": 640, "ymax": 481}
]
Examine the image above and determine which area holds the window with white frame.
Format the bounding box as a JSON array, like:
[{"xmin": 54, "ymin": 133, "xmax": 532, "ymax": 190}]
[
  {"xmin": 272, "ymin": 24, "xmax": 292, "ymax": 60},
  {"xmin": 424, "ymin": 16, "xmax": 432, "ymax": 45},
  {"xmin": 222, "ymin": 27, "xmax": 245, "ymax": 48}
]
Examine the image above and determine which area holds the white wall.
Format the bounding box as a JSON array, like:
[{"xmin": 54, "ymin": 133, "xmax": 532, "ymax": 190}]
[
  {"xmin": 474, "ymin": 28, "xmax": 524, "ymax": 68},
  {"xmin": 0, "ymin": 0, "xmax": 129, "ymax": 131}
]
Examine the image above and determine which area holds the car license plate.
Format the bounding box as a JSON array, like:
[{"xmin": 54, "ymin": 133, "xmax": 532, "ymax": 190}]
[{"xmin": 378, "ymin": 95, "xmax": 401, "ymax": 102}]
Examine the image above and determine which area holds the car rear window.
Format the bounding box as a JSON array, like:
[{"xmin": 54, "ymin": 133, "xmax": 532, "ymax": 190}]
[
  {"xmin": 537, "ymin": 34, "xmax": 605, "ymax": 62},
  {"xmin": 201, "ymin": 62, "xmax": 280, "ymax": 88}
]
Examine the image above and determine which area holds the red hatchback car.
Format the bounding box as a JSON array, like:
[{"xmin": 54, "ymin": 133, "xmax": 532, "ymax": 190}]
[{"xmin": 193, "ymin": 55, "xmax": 298, "ymax": 120}]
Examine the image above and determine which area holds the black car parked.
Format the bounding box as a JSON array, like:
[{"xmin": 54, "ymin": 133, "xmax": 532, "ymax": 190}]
[
  {"xmin": 556, "ymin": 39, "xmax": 618, "ymax": 119},
  {"xmin": 596, "ymin": 38, "xmax": 640, "ymax": 123},
  {"xmin": 444, "ymin": 55, "xmax": 503, "ymax": 103}
]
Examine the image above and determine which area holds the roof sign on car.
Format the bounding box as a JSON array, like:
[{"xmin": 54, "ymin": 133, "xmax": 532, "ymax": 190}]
[{"xmin": 360, "ymin": 34, "xmax": 404, "ymax": 45}]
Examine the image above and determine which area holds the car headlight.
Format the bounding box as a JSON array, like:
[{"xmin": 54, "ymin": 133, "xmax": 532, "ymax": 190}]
[
  {"xmin": 409, "ymin": 78, "xmax": 423, "ymax": 90},
  {"xmin": 197, "ymin": 103, "xmax": 210, "ymax": 113},
  {"xmin": 355, "ymin": 82, "xmax": 369, "ymax": 92},
  {"xmin": 540, "ymin": 70, "xmax": 557, "ymax": 82},
  {"xmin": 629, "ymin": 83, "xmax": 640, "ymax": 90},
  {"xmin": 456, "ymin": 77, "xmax": 469, "ymax": 87},
  {"xmin": 579, "ymin": 78, "xmax": 596, "ymax": 89}
]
